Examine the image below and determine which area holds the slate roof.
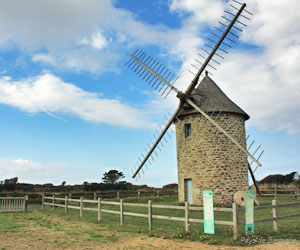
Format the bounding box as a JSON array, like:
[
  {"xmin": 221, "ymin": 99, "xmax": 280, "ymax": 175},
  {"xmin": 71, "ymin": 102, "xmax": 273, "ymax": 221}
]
[{"xmin": 177, "ymin": 74, "xmax": 250, "ymax": 120}]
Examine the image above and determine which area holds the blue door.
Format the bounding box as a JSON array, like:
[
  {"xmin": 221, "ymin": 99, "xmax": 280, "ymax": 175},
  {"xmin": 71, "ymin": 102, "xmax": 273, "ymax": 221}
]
[{"xmin": 185, "ymin": 179, "xmax": 193, "ymax": 204}]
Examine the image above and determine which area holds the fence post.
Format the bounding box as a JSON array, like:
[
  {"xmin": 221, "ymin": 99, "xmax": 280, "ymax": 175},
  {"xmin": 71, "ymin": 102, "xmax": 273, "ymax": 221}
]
[
  {"xmin": 98, "ymin": 197, "xmax": 102, "ymax": 222},
  {"xmin": 138, "ymin": 191, "xmax": 140, "ymax": 198},
  {"xmin": 272, "ymin": 200, "xmax": 278, "ymax": 232},
  {"xmin": 24, "ymin": 195, "xmax": 28, "ymax": 211},
  {"xmin": 157, "ymin": 191, "xmax": 159, "ymax": 198},
  {"xmin": 232, "ymin": 203, "xmax": 239, "ymax": 241},
  {"xmin": 94, "ymin": 192, "xmax": 97, "ymax": 200},
  {"xmin": 41, "ymin": 194, "xmax": 45, "ymax": 210},
  {"xmin": 274, "ymin": 187, "xmax": 277, "ymax": 200},
  {"xmin": 120, "ymin": 199, "xmax": 124, "ymax": 226},
  {"xmin": 80, "ymin": 197, "xmax": 83, "ymax": 218},
  {"xmin": 185, "ymin": 201, "xmax": 190, "ymax": 233},
  {"xmin": 69, "ymin": 193, "xmax": 72, "ymax": 199},
  {"xmin": 117, "ymin": 192, "xmax": 120, "ymax": 199},
  {"xmin": 148, "ymin": 200, "xmax": 152, "ymax": 230},
  {"xmin": 52, "ymin": 195, "xmax": 55, "ymax": 211},
  {"xmin": 65, "ymin": 196, "xmax": 68, "ymax": 214}
]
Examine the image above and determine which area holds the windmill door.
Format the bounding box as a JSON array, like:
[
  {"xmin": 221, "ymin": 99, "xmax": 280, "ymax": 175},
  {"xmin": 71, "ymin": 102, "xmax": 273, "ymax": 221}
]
[{"xmin": 184, "ymin": 179, "xmax": 193, "ymax": 204}]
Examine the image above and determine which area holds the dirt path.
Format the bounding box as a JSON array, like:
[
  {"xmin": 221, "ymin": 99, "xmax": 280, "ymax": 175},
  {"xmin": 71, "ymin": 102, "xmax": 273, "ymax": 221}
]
[
  {"xmin": 94, "ymin": 236, "xmax": 300, "ymax": 250},
  {"xmin": 1, "ymin": 233, "xmax": 299, "ymax": 250}
]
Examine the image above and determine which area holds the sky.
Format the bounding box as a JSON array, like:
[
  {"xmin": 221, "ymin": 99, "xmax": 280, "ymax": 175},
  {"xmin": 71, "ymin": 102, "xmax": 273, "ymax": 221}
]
[{"xmin": 0, "ymin": 0, "xmax": 299, "ymax": 187}]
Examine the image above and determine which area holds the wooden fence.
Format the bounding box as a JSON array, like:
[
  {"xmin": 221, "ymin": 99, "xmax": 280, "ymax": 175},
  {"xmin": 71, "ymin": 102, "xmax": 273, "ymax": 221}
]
[
  {"xmin": 0, "ymin": 196, "xmax": 28, "ymax": 212},
  {"xmin": 42, "ymin": 195, "xmax": 236, "ymax": 238},
  {"xmin": 66, "ymin": 190, "xmax": 177, "ymax": 200},
  {"xmin": 42, "ymin": 195, "xmax": 300, "ymax": 240},
  {"xmin": 260, "ymin": 188, "xmax": 299, "ymax": 199},
  {"xmin": 237, "ymin": 200, "xmax": 300, "ymax": 236}
]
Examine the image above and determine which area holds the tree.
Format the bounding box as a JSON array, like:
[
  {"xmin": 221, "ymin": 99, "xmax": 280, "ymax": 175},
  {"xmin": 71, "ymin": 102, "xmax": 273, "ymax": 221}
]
[
  {"xmin": 102, "ymin": 170, "xmax": 125, "ymax": 184},
  {"xmin": 83, "ymin": 181, "xmax": 90, "ymax": 191},
  {"xmin": 284, "ymin": 172, "xmax": 298, "ymax": 184},
  {"xmin": 294, "ymin": 172, "xmax": 300, "ymax": 182},
  {"xmin": 259, "ymin": 172, "xmax": 300, "ymax": 185},
  {"xmin": 3, "ymin": 177, "xmax": 18, "ymax": 191},
  {"xmin": 61, "ymin": 181, "xmax": 66, "ymax": 186},
  {"xmin": 163, "ymin": 183, "xmax": 178, "ymax": 189}
]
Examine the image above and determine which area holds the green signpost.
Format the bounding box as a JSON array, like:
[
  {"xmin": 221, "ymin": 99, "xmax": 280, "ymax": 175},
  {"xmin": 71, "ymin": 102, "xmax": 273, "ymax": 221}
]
[
  {"xmin": 203, "ymin": 190, "xmax": 214, "ymax": 234},
  {"xmin": 245, "ymin": 189, "xmax": 255, "ymax": 235}
]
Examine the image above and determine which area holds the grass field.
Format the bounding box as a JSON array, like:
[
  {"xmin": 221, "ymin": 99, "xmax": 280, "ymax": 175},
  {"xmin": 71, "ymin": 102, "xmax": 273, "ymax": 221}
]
[{"xmin": 0, "ymin": 195, "xmax": 299, "ymax": 249}]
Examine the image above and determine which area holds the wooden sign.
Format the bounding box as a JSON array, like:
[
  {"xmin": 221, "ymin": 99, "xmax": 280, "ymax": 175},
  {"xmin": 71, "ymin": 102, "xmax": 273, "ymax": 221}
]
[
  {"xmin": 203, "ymin": 190, "xmax": 214, "ymax": 234},
  {"xmin": 245, "ymin": 189, "xmax": 255, "ymax": 235}
]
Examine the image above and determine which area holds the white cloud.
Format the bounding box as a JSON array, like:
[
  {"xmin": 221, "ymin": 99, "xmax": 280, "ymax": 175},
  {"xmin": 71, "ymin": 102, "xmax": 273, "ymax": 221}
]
[
  {"xmin": 0, "ymin": 0, "xmax": 120, "ymax": 73},
  {"xmin": 0, "ymin": 0, "xmax": 111, "ymax": 50},
  {"xmin": 170, "ymin": 0, "xmax": 226, "ymax": 25},
  {"xmin": 79, "ymin": 30, "xmax": 108, "ymax": 49},
  {"xmin": 91, "ymin": 31, "xmax": 108, "ymax": 49},
  {"xmin": 0, "ymin": 158, "xmax": 66, "ymax": 184},
  {"xmin": 167, "ymin": 0, "xmax": 300, "ymax": 136},
  {"xmin": 33, "ymin": 48, "xmax": 121, "ymax": 73},
  {"xmin": 32, "ymin": 54, "xmax": 56, "ymax": 65},
  {"xmin": 212, "ymin": 0, "xmax": 300, "ymax": 135},
  {"xmin": 0, "ymin": 0, "xmax": 299, "ymax": 135},
  {"xmin": 0, "ymin": 0, "xmax": 204, "ymax": 74},
  {"xmin": 0, "ymin": 1, "xmax": 169, "ymax": 73},
  {"xmin": 214, "ymin": 50, "xmax": 300, "ymax": 135},
  {"xmin": 0, "ymin": 72, "xmax": 154, "ymax": 128}
]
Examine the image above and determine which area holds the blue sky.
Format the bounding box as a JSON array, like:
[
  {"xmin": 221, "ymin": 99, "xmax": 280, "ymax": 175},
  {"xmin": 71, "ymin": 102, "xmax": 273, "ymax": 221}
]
[{"xmin": 0, "ymin": 0, "xmax": 299, "ymax": 187}]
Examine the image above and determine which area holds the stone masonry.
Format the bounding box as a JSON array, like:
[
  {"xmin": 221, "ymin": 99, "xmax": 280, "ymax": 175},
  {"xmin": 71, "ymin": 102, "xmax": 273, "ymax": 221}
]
[{"xmin": 175, "ymin": 112, "xmax": 249, "ymax": 205}]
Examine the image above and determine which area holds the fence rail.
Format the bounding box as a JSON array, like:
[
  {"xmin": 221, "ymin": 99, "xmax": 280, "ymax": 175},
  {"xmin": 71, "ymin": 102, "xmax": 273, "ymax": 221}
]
[
  {"xmin": 260, "ymin": 188, "xmax": 299, "ymax": 199},
  {"xmin": 42, "ymin": 195, "xmax": 300, "ymax": 240},
  {"xmin": 43, "ymin": 195, "xmax": 236, "ymax": 238},
  {"xmin": 0, "ymin": 196, "xmax": 28, "ymax": 212},
  {"xmin": 237, "ymin": 200, "xmax": 300, "ymax": 233},
  {"xmin": 65, "ymin": 190, "xmax": 178, "ymax": 200}
]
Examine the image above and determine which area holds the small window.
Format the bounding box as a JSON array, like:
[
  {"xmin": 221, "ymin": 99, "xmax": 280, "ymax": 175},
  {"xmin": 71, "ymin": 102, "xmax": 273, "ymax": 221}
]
[{"xmin": 184, "ymin": 123, "xmax": 192, "ymax": 138}]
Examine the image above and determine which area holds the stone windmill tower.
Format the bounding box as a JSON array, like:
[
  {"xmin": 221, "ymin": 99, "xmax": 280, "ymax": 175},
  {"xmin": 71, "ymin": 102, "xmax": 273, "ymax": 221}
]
[
  {"xmin": 175, "ymin": 72, "xmax": 250, "ymax": 205},
  {"xmin": 125, "ymin": 1, "xmax": 263, "ymax": 205}
]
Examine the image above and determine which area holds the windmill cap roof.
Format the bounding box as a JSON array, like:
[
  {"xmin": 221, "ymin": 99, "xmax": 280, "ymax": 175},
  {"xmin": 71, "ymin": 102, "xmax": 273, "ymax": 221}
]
[{"xmin": 178, "ymin": 75, "xmax": 250, "ymax": 120}]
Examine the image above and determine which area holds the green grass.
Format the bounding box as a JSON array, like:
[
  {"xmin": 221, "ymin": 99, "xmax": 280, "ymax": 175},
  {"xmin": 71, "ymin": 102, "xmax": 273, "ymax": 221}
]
[
  {"xmin": 0, "ymin": 214, "xmax": 19, "ymax": 233},
  {"xmin": 1, "ymin": 195, "xmax": 299, "ymax": 247},
  {"xmin": 47, "ymin": 194, "xmax": 300, "ymax": 246},
  {"xmin": 0, "ymin": 210, "xmax": 123, "ymax": 248}
]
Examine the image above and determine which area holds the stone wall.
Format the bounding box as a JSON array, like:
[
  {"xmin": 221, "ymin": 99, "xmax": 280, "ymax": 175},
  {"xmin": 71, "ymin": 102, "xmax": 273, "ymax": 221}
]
[{"xmin": 175, "ymin": 112, "xmax": 249, "ymax": 205}]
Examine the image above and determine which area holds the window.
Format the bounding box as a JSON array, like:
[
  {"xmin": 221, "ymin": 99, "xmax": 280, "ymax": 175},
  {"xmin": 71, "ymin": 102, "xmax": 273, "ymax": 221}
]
[{"xmin": 184, "ymin": 123, "xmax": 192, "ymax": 138}]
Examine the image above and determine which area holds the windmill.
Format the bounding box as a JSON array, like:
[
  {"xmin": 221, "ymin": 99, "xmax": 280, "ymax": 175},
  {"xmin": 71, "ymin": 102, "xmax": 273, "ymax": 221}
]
[{"xmin": 125, "ymin": 0, "xmax": 263, "ymax": 205}]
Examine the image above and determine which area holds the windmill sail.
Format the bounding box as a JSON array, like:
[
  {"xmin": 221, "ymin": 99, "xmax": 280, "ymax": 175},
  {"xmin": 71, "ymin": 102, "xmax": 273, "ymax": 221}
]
[
  {"xmin": 127, "ymin": 1, "xmax": 261, "ymax": 184},
  {"xmin": 185, "ymin": 2, "xmax": 248, "ymax": 94},
  {"xmin": 132, "ymin": 105, "xmax": 181, "ymax": 178}
]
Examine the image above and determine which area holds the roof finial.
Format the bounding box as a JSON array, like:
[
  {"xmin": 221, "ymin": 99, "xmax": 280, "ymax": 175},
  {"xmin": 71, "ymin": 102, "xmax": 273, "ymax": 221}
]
[{"xmin": 205, "ymin": 71, "xmax": 209, "ymax": 77}]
